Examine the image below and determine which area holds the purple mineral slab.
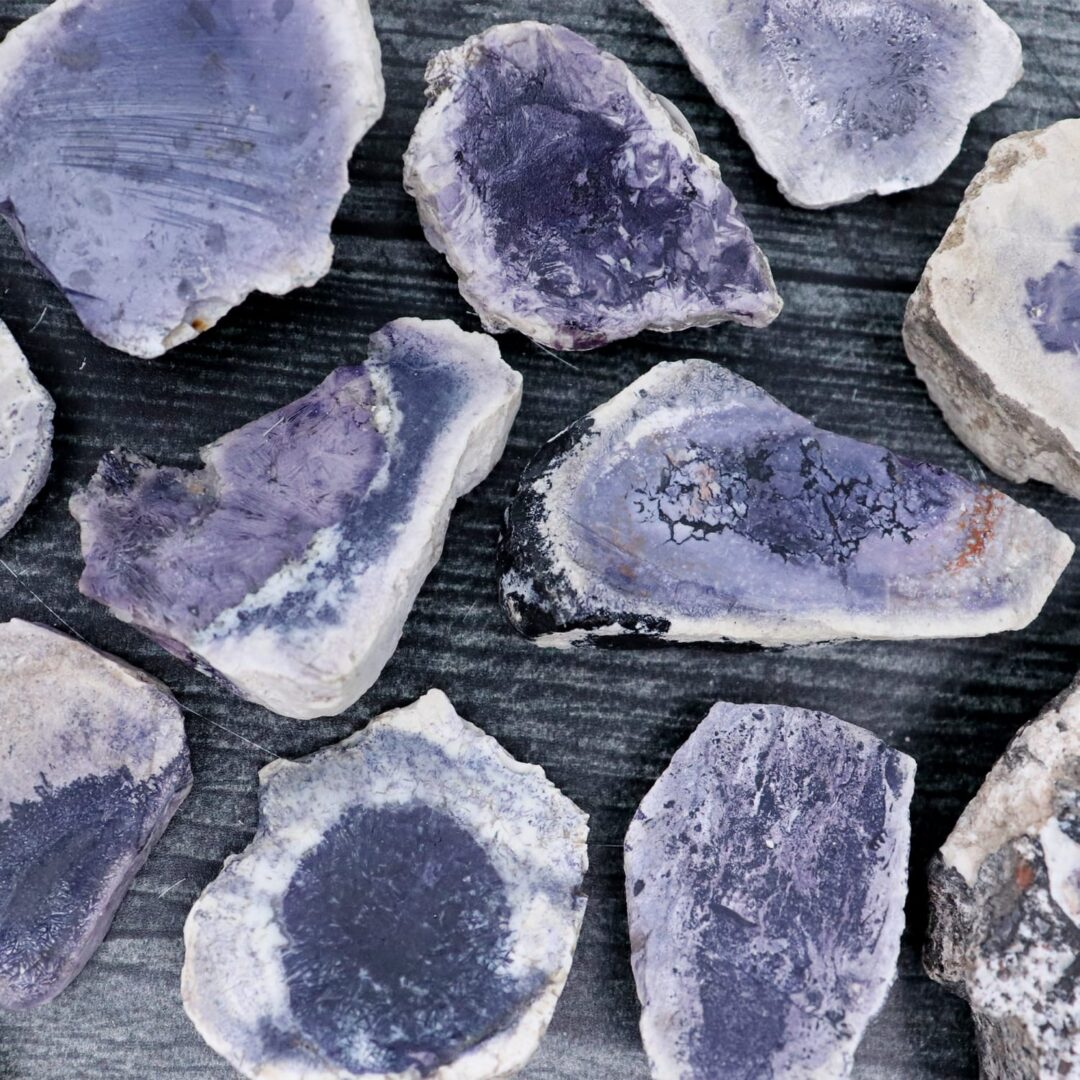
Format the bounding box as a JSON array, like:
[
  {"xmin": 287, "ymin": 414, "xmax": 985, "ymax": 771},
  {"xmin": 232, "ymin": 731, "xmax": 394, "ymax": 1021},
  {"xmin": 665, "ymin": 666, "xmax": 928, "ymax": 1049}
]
[
  {"xmin": 183, "ymin": 689, "xmax": 588, "ymax": 1080},
  {"xmin": 0, "ymin": 320, "xmax": 52, "ymax": 539},
  {"xmin": 498, "ymin": 359, "xmax": 1073, "ymax": 647},
  {"xmin": 640, "ymin": 0, "xmax": 1022, "ymax": 208},
  {"xmin": 71, "ymin": 319, "xmax": 522, "ymax": 719},
  {"xmin": 0, "ymin": 0, "xmax": 384, "ymax": 358},
  {"xmin": 926, "ymin": 676, "xmax": 1080, "ymax": 1079},
  {"xmin": 625, "ymin": 702, "xmax": 914, "ymax": 1080},
  {"xmin": 0, "ymin": 619, "xmax": 191, "ymax": 1010},
  {"xmin": 905, "ymin": 120, "xmax": 1080, "ymax": 499},
  {"xmin": 404, "ymin": 22, "xmax": 780, "ymax": 352}
]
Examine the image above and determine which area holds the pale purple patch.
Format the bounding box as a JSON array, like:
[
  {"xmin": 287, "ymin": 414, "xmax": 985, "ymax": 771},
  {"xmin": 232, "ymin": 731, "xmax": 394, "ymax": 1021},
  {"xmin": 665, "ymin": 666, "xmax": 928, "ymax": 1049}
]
[{"xmin": 1025, "ymin": 227, "xmax": 1080, "ymax": 353}]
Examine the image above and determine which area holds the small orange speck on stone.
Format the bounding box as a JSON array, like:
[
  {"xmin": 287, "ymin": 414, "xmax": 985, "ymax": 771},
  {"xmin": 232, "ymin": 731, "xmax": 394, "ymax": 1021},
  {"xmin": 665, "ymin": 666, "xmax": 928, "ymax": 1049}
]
[
  {"xmin": 1015, "ymin": 861, "xmax": 1036, "ymax": 890},
  {"xmin": 191, "ymin": 318, "xmax": 208, "ymax": 332}
]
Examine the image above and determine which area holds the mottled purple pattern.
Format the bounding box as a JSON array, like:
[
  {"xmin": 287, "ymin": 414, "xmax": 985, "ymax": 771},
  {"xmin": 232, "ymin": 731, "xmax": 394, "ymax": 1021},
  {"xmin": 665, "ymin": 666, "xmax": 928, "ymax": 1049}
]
[
  {"xmin": 625, "ymin": 703, "xmax": 913, "ymax": 1078},
  {"xmin": 0, "ymin": 0, "xmax": 381, "ymax": 356},
  {"xmin": 1025, "ymin": 227, "xmax": 1080, "ymax": 353}
]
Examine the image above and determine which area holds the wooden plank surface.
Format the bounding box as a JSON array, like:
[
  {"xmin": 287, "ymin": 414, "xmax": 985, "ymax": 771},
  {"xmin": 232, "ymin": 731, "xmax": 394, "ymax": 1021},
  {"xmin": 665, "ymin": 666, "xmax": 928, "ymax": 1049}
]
[{"xmin": 1, "ymin": 0, "xmax": 1078, "ymax": 1076}]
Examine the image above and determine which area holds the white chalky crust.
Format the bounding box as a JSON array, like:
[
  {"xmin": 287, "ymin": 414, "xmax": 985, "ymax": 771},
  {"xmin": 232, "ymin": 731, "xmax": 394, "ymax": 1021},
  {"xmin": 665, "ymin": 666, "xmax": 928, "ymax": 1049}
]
[
  {"xmin": 905, "ymin": 121, "xmax": 1080, "ymax": 498},
  {"xmin": 0, "ymin": 320, "xmax": 52, "ymax": 539},
  {"xmin": 182, "ymin": 689, "xmax": 589, "ymax": 1080}
]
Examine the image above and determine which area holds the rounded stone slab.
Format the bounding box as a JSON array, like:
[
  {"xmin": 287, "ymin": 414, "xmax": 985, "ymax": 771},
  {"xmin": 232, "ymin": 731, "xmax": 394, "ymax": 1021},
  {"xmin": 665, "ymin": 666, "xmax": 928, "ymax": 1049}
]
[
  {"xmin": 183, "ymin": 689, "xmax": 588, "ymax": 1080},
  {"xmin": 926, "ymin": 676, "xmax": 1080, "ymax": 1079},
  {"xmin": 497, "ymin": 359, "xmax": 1073, "ymax": 648},
  {"xmin": 404, "ymin": 21, "xmax": 781, "ymax": 352},
  {"xmin": 905, "ymin": 120, "xmax": 1080, "ymax": 499},
  {"xmin": 639, "ymin": 0, "xmax": 1022, "ymax": 209},
  {"xmin": 625, "ymin": 701, "xmax": 914, "ymax": 1080},
  {"xmin": 70, "ymin": 318, "xmax": 522, "ymax": 719},
  {"xmin": 0, "ymin": 619, "xmax": 191, "ymax": 1010},
  {"xmin": 0, "ymin": 320, "xmax": 53, "ymax": 539},
  {"xmin": 0, "ymin": 0, "xmax": 384, "ymax": 358}
]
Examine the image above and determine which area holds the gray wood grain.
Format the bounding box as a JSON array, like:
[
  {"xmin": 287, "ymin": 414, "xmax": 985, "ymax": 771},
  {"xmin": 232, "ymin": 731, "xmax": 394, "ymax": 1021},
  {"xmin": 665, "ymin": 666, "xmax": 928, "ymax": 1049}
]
[{"xmin": 0, "ymin": 0, "xmax": 1078, "ymax": 1076}]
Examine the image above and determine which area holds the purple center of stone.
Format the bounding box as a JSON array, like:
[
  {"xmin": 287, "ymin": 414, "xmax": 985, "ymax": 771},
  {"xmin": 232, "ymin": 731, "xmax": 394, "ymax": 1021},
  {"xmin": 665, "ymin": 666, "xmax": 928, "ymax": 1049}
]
[{"xmin": 1025, "ymin": 227, "xmax": 1080, "ymax": 353}]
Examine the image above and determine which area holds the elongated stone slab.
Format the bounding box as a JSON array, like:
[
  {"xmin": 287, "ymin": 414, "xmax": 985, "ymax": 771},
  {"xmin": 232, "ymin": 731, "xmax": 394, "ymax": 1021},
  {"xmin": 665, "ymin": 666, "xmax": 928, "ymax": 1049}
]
[
  {"xmin": 0, "ymin": 0, "xmax": 384, "ymax": 357},
  {"xmin": 71, "ymin": 319, "xmax": 522, "ymax": 719},
  {"xmin": 498, "ymin": 359, "xmax": 1073, "ymax": 647},
  {"xmin": 0, "ymin": 320, "xmax": 52, "ymax": 539},
  {"xmin": 639, "ymin": 0, "xmax": 1022, "ymax": 209},
  {"xmin": 927, "ymin": 676, "xmax": 1080, "ymax": 1079},
  {"xmin": 0, "ymin": 619, "xmax": 191, "ymax": 1010},
  {"xmin": 905, "ymin": 121, "xmax": 1080, "ymax": 499},
  {"xmin": 183, "ymin": 689, "xmax": 588, "ymax": 1080},
  {"xmin": 404, "ymin": 21, "xmax": 780, "ymax": 351},
  {"xmin": 626, "ymin": 701, "xmax": 914, "ymax": 1079}
]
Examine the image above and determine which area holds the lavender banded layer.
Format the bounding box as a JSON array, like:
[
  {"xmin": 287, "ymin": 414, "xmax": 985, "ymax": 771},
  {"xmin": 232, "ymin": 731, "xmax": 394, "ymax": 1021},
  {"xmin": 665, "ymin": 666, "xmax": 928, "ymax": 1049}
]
[
  {"xmin": 0, "ymin": 320, "xmax": 52, "ymax": 539},
  {"xmin": 626, "ymin": 702, "xmax": 913, "ymax": 1080},
  {"xmin": 404, "ymin": 21, "xmax": 780, "ymax": 351},
  {"xmin": 905, "ymin": 120, "xmax": 1080, "ymax": 499},
  {"xmin": 71, "ymin": 319, "xmax": 522, "ymax": 719},
  {"xmin": 498, "ymin": 359, "xmax": 1072, "ymax": 647},
  {"xmin": 0, "ymin": 0, "xmax": 384, "ymax": 357},
  {"xmin": 639, "ymin": 0, "xmax": 1022, "ymax": 208},
  {"xmin": 183, "ymin": 690, "xmax": 588, "ymax": 1080},
  {"xmin": 0, "ymin": 620, "xmax": 190, "ymax": 1010}
]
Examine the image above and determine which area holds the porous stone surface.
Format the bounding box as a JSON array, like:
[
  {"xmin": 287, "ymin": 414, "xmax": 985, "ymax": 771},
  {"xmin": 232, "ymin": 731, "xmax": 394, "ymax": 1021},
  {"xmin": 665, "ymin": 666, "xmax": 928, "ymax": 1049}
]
[
  {"xmin": 70, "ymin": 319, "xmax": 521, "ymax": 720},
  {"xmin": 0, "ymin": 320, "xmax": 52, "ymax": 539},
  {"xmin": 927, "ymin": 676, "xmax": 1080, "ymax": 1080},
  {"xmin": 625, "ymin": 701, "xmax": 914, "ymax": 1080},
  {"xmin": 183, "ymin": 689, "xmax": 588, "ymax": 1080},
  {"xmin": 0, "ymin": 619, "xmax": 191, "ymax": 1010},
  {"xmin": 0, "ymin": 0, "xmax": 384, "ymax": 357},
  {"xmin": 905, "ymin": 120, "xmax": 1080, "ymax": 499},
  {"xmin": 498, "ymin": 359, "xmax": 1073, "ymax": 648},
  {"xmin": 639, "ymin": 0, "xmax": 1022, "ymax": 209},
  {"xmin": 404, "ymin": 21, "xmax": 780, "ymax": 351}
]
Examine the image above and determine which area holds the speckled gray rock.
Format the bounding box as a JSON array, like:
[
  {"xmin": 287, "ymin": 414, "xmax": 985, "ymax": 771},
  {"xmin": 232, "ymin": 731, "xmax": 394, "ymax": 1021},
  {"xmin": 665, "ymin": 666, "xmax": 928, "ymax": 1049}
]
[
  {"xmin": 639, "ymin": 0, "xmax": 1022, "ymax": 209},
  {"xmin": 183, "ymin": 689, "xmax": 588, "ymax": 1080},
  {"xmin": 626, "ymin": 702, "xmax": 914, "ymax": 1080},
  {"xmin": 0, "ymin": 0, "xmax": 384, "ymax": 357},
  {"xmin": 0, "ymin": 619, "xmax": 191, "ymax": 1010},
  {"xmin": 404, "ymin": 22, "xmax": 780, "ymax": 351},
  {"xmin": 927, "ymin": 676, "xmax": 1080, "ymax": 1079},
  {"xmin": 0, "ymin": 321, "xmax": 52, "ymax": 539},
  {"xmin": 70, "ymin": 319, "xmax": 522, "ymax": 720},
  {"xmin": 905, "ymin": 121, "xmax": 1080, "ymax": 499},
  {"xmin": 498, "ymin": 359, "xmax": 1073, "ymax": 648}
]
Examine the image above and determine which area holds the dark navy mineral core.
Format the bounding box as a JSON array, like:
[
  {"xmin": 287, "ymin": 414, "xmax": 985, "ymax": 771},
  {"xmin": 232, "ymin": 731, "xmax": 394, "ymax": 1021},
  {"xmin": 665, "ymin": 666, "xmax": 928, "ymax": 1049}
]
[
  {"xmin": 280, "ymin": 803, "xmax": 535, "ymax": 1075},
  {"xmin": 1026, "ymin": 227, "xmax": 1080, "ymax": 353}
]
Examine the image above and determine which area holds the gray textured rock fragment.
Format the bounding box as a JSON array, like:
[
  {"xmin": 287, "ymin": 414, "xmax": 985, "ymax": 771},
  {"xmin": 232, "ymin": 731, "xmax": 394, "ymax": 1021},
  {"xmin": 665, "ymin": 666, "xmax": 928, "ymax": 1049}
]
[
  {"xmin": 405, "ymin": 22, "xmax": 780, "ymax": 351},
  {"xmin": 0, "ymin": 320, "xmax": 52, "ymax": 539},
  {"xmin": 0, "ymin": 619, "xmax": 191, "ymax": 1010},
  {"xmin": 905, "ymin": 120, "xmax": 1080, "ymax": 498},
  {"xmin": 640, "ymin": 0, "xmax": 1022, "ymax": 208},
  {"xmin": 927, "ymin": 676, "xmax": 1080, "ymax": 1080},
  {"xmin": 183, "ymin": 689, "xmax": 588, "ymax": 1080},
  {"xmin": 626, "ymin": 702, "xmax": 914, "ymax": 1080}
]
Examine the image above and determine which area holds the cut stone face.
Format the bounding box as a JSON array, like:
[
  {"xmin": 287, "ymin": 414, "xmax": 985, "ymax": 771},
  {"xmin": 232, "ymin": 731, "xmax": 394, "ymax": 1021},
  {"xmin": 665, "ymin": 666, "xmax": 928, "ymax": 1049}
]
[
  {"xmin": 183, "ymin": 689, "xmax": 588, "ymax": 1080},
  {"xmin": 71, "ymin": 319, "xmax": 522, "ymax": 720},
  {"xmin": 498, "ymin": 359, "xmax": 1073, "ymax": 648},
  {"xmin": 0, "ymin": 619, "xmax": 191, "ymax": 1010},
  {"xmin": 0, "ymin": 0, "xmax": 384, "ymax": 358},
  {"xmin": 404, "ymin": 21, "xmax": 780, "ymax": 351},
  {"xmin": 0, "ymin": 320, "xmax": 52, "ymax": 539},
  {"xmin": 927, "ymin": 676, "xmax": 1080, "ymax": 1079},
  {"xmin": 905, "ymin": 121, "xmax": 1080, "ymax": 499},
  {"xmin": 626, "ymin": 701, "xmax": 914, "ymax": 1080},
  {"xmin": 639, "ymin": 0, "xmax": 1022, "ymax": 209}
]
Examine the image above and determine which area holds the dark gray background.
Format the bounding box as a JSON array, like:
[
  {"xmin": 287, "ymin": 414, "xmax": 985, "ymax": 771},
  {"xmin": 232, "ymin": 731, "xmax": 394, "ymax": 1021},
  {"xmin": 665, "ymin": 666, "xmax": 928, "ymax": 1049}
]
[{"xmin": 0, "ymin": 0, "xmax": 1076, "ymax": 1076}]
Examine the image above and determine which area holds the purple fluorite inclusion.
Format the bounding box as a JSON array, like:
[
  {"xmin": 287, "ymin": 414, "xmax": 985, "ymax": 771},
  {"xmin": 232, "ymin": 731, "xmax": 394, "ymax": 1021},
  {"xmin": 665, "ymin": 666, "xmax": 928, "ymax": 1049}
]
[
  {"xmin": 1026, "ymin": 227, "xmax": 1080, "ymax": 354},
  {"xmin": 71, "ymin": 319, "xmax": 522, "ymax": 719},
  {"xmin": 405, "ymin": 22, "xmax": 780, "ymax": 351},
  {"xmin": 498, "ymin": 360, "xmax": 1073, "ymax": 647},
  {"xmin": 626, "ymin": 702, "xmax": 913, "ymax": 1080},
  {"xmin": 0, "ymin": 0, "xmax": 383, "ymax": 357},
  {"xmin": 0, "ymin": 620, "xmax": 190, "ymax": 1010}
]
